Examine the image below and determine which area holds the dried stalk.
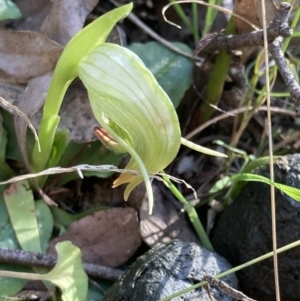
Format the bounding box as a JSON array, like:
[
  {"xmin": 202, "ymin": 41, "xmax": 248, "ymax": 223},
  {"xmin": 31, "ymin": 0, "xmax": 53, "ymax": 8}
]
[{"xmin": 0, "ymin": 247, "xmax": 123, "ymax": 281}]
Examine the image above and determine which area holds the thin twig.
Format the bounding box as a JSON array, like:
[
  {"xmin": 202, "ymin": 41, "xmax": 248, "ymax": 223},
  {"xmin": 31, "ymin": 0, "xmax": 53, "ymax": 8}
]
[
  {"xmin": 163, "ymin": 0, "xmax": 259, "ymax": 31},
  {"xmin": 202, "ymin": 275, "xmax": 256, "ymax": 301},
  {"xmin": 269, "ymin": 38, "xmax": 300, "ymax": 114},
  {"xmin": 198, "ymin": 2, "xmax": 291, "ymax": 54},
  {"xmin": 0, "ymin": 97, "xmax": 41, "ymax": 152},
  {"xmin": 0, "ymin": 248, "xmax": 123, "ymax": 281},
  {"xmin": 269, "ymin": 130, "xmax": 300, "ymax": 154},
  {"xmin": 110, "ymin": 0, "xmax": 194, "ymax": 59},
  {"xmin": 261, "ymin": 0, "xmax": 280, "ymax": 300},
  {"xmin": 0, "ymin": 164, "xmax": 198, "ymax": 200},
  {"xmin": 184, "ymin": 106, "xmax": 296, "ymax": 140},
  {"xmin": 194, "ymin": 2, "xmax": 300, "ymax": 116},
  {"xmin": 0, "ymin": 165, "xmax": 120, "ymax": 185}
]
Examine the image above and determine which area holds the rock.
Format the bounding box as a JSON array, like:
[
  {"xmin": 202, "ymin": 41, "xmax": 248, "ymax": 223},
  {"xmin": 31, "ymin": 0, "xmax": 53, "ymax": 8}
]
[
  {"xmin": 103, "ymin": 240, "xmax": 238, "ymax": 301},
  {"xmin": 211, "ymin": 154, "xmax": 300, "ymax": 301}
]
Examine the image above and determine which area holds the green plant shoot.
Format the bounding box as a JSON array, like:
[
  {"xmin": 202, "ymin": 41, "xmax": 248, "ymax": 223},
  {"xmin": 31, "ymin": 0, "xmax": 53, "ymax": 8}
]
[{"xmin": 32, "ymin": 3, "xmax": 227, "ymax": 214}]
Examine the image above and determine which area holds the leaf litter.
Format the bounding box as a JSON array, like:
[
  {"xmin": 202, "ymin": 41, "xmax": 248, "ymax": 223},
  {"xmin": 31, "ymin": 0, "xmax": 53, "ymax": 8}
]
[{"xmin": 47, "ymin": 208, "xmax": 142, "ymax": 267}]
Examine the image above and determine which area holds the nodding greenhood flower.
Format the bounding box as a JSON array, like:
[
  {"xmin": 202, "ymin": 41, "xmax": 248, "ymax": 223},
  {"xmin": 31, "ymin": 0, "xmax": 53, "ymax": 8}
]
[{"xmin": 78, "ymin": 43, "xmax": 226, "ymax": 214}]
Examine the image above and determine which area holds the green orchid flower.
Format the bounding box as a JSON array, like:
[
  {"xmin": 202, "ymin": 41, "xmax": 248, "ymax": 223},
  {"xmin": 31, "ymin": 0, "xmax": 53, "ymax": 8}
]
[
  {"xmin": 78, "ymin": 43, "xmax": 226, "ymax": 214},
  {"xmin": 32, "ymin": 3, "xmax": 226, "ymax": 214}
]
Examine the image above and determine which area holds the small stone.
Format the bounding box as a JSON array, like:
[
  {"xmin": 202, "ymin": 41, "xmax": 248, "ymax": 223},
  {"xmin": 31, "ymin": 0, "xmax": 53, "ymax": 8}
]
[
  {"xmin": 212, "ymin": 154, "xmax": 300, "ymax": 301},
  {"xmin": 103, "ymin": 239, "xmax": 238, "ymax": 301}
]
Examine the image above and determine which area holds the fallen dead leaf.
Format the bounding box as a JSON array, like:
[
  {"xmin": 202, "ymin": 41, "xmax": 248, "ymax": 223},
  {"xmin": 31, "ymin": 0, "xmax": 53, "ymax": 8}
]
[
  {"xmin": 14, "ymin": 72, "xmax": 53, "ymax": 169},
  {"xmin": 233, "ymin": 0, "xmax": 278, "ymax": 62},
  {"xmin": 255, "ymin": 0, "xmax": 278, "ymax": 28},
  {"xmin": 40, "ymin": 0, "xmax": 98, "ymax": 46},
  {"xmin": 47, "ymin": 208, "xmax": 142, "ymax": 267},
  {"xmin": 14, "ymin": 0, "xmax": 53, "ymax": 31},
  {"xmin": 10, "ymin": 0, "xmax": 99, "ymax": 167},
  {"xmin": 234, "ymin": 0, "xmax": 260, "ymax": 34},
  {"xmin": 0, "ymin": 30, "xmax": 62, "ymax": 84},
  {"xmin": 30, "ymin": 80, "xmax": 98, "ymax": 143},
  {"xmin": 140, "ymin": 184, "xmax": 200, "ymax": 247},
  {"xmin": 0, "ymin": 82, "xmax": 24, "ymax": 107},
  {"xmin": 234, "ymin": 0, "xmax": 278, "ymax": 33}
]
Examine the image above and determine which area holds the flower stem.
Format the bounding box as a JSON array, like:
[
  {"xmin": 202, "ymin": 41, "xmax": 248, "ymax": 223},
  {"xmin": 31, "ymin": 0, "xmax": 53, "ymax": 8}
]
[{"xmin": 161, "ymin": 172, "xmax": 214, "ymax": 251}]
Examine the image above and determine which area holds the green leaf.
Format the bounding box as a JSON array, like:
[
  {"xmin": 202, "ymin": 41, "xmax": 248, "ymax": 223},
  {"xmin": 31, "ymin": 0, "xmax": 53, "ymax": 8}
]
[
  {"xmin": 4, "ymin": 181, "xmax": 42, "ymax": 253},
  {"xmin": 231, "ymin": 173, "xmax": 300, "ymax": 202},
  {"xmin": 0, "ymin": 189, "xmax": 53, "ymax": 296},
  {"xmin": 0, "ymin": 209, "xmax": 18, "ymax": 249},
  {"xmin": 51, "ymin": 207, "xmax": 79, "ymax": 235},
  {"xmin": 202, "ymin": 0, "xmax": 223, "ymax": 35},
  {"xmin": 78, "ymin": 43, "xmax": 181, "ymax": 214},
  {"xmin": 209, "ymin": 176, "xmax": 231, "ymax": 193},
  {"xmin": 3, "ymin": 185, "xmax": 53, "ymax": 254},
  {"xmin": 32, "ymin": 115, "xmax": 60, "ymax": 174},
  {"xmin": 202, "ymin": 17, "xmax": 235, "ymax": 122},
  {"xmin": 0, "ymin": 118, "xmax": 15, "ymax": 180},
  {"xmin": 0, "ymin": 109, "xmax": 35, "ymax": 164},
  {"xmin": 181, "ymin": 137, "xmax": 227, "ymax": 157},
  {"xmin": 0, "ymin": 185, "xmax": 28, "ymax": 296},
  {"xmin": 35, "ymin": 200, "xmax": 54, "ymax": 254},
  {"xmin": 42, "ymin": 242, "xmax": 88, "ymax": 301},
  {"xmin": 0, "ymin": 0, "xmax": 21, "ymax": 21},
  {"xmin": 35, "ymin": 129, "xmax": 70, "ymax": 187},
  {"xmin": 128, "ymin": 42, "xmax": 193, "ymax": 108},
  {"xmin": 47, "ymin": 129, "xmax": 70, "ymax": 168},
  {"xmin": 0, "ymin": 263, "xmax": 29, "ymax": 297},
  {"xmin": 0, "ymin": 186, "xmax": 20, "ymax": 250}
]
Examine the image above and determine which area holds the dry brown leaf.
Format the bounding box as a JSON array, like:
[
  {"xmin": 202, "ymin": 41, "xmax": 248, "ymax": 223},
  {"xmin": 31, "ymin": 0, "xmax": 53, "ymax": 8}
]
[
  {"xmin": 31, "ymin": 80, "xmax": 98, "ymax": 142},
  {"xmin": 234, "ymin": 0, "xmax": 278, "ymax": 34},
  {"xmin": 255, "ymin": 0, "xmax": 278, "ymax": 28},
  {"xmin": 140, "ymin": 185, "xmax": 200, "ymax": 247},
  {"xmin": 18, "ymin": 72, "xmax": 53, "ymax": 116},
  {"xmin": 0, "ymin": 82, "xmax": 24, "ymax": 107},
  {"xmin": 40, "ymin": 0, "xmax": 99, "ymax": 46},
  {"xmin": 12, "ymin": 0, "xmax": 100, "ymax": 167},
  {"xmin": 47, "ymin": 208, "xmax": 142, "ymax": 267},
  {"xmin": 0, "ymin": 30, "xmax": 62, "ymax": 84},
  {"xmin": 14, "ymin": 0, "xmax": 53, "ymax": 31},
  {"xmin": 234, "ymin": 0, "xmax": 260, "ymax": 34},
  {"xmin": 233, "ymin": 0, "xmax": 278, "ymax": 62},
  {"xmin": 14, "ymin": 72, "xmax": 53, "ymax": 169},
  {"xmin": 13, "ymin": 71, "xmax": 97, "ymax": 171}
]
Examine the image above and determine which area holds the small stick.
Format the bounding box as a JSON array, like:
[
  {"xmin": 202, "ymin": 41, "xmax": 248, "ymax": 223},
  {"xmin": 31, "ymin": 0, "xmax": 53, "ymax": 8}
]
[
  {"xmin": 198, "ymin": 2, "xmax": 292, "ymax": 54},
  {"xmin": 269, "ymin": 37, "xmax": 300, "ymax": 114},
  {"xmin": 109, "ymin": 0, "xmax": 194, "ymax": 59},
  {"xmin": 0, "ymin": 97, "xmax": 41, "ymax": 152},
  {"xmin": 0, "ymin": 248, "xmax": 123, "ymax": 281},
  {"xmin": 202, "ymin": 275, "xmax": 256, "ymax": 301}
]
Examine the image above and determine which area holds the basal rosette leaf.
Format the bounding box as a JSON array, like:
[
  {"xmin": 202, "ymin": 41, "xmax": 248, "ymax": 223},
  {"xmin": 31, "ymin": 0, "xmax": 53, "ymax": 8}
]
[{"xmin": 78, "ymin": 43, "xmax": 181, "ymax": 214}]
